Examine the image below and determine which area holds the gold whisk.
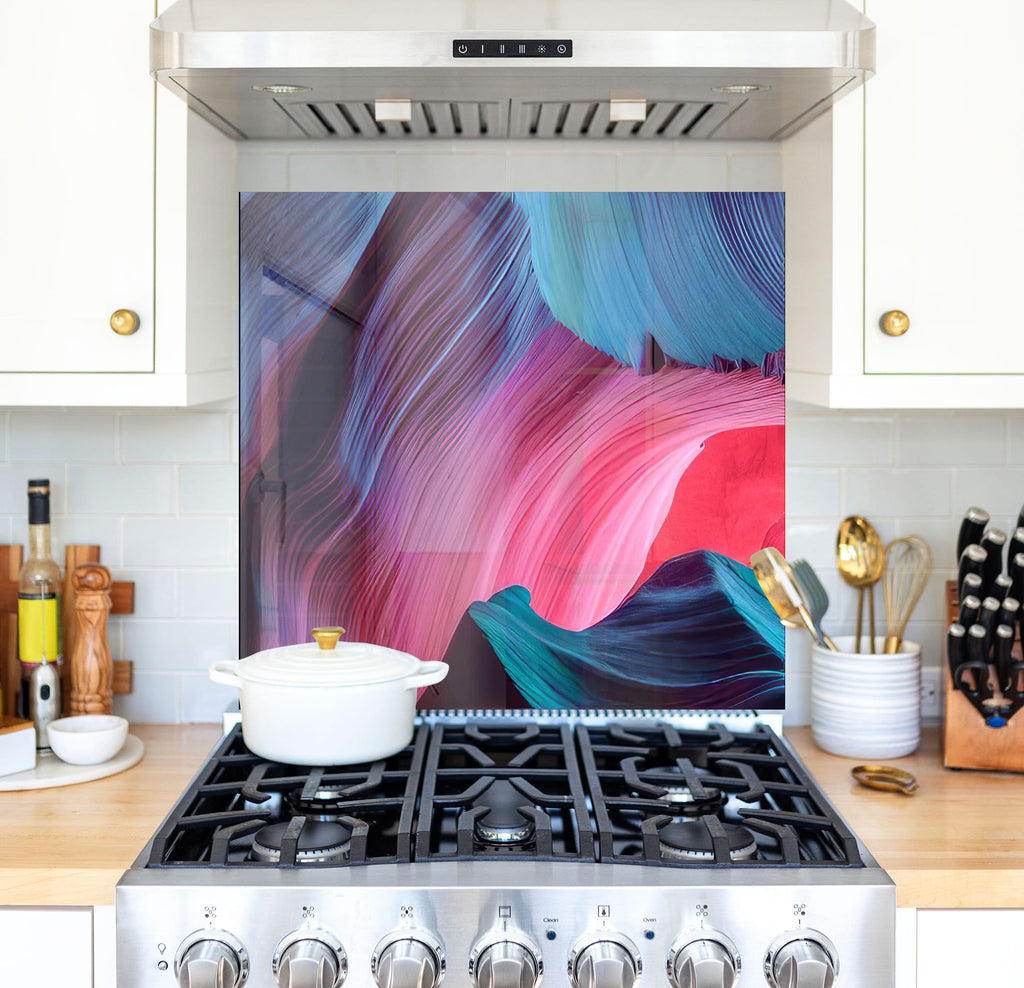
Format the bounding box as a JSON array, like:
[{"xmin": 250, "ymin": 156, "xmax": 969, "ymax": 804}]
[{"xmin": 882, "ymin": 535, "xmax": 933, "ymax": 654}]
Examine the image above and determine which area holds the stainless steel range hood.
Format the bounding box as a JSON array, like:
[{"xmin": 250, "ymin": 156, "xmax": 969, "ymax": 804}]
[{"xmin": 151, "ymin": 0, "xmax": 874, "ymax": 142}]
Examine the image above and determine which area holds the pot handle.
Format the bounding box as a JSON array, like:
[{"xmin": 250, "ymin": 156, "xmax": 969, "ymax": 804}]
[
  {"xmin": 209, "ymin": 660, "xmax": 242, "ymax": 689},
  {"xmin": 405, "ymin": 660, "xmax": 449, "ymax": 690}
]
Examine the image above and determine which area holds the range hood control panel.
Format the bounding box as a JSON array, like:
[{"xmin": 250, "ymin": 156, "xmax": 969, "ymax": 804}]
[{"xmin": 452, "ymin": 40, "xmax": 573, "ymax": 58}]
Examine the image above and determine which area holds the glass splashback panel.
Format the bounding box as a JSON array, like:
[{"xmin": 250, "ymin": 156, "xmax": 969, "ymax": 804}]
[{"xmin": 239, "ymin": 191, "xmax": 785, "ymax": 710}]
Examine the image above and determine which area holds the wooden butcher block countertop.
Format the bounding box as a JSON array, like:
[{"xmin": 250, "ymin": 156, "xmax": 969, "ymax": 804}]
[{"xmin": 0, "ymin": 724, "xmax": 1021, "ymax": 909}]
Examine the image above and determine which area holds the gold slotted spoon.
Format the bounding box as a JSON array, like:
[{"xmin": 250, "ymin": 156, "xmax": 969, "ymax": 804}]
[{"xmin": 836, "ymin": 516, "xmax": 886, "ymax": 653}]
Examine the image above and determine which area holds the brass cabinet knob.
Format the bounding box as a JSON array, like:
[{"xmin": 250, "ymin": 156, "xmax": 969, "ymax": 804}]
[
  {"xmin": 109, "ymin": 308, "xmax": 140, "ymax": 336},
  {"xmin": 880, "ymin": 310, "xmax": 910, "ymax": 337}
]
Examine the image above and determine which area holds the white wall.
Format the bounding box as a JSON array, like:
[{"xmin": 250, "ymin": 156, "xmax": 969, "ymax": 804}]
[{"xmin": 3, "ymin": 140, "xmax": 1019, "ymax": 723}]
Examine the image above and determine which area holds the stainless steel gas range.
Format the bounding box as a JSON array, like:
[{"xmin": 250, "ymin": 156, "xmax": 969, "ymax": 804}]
[{"xmin": 116, "ymin": 712, "xmax": 894, "ymax": 988}]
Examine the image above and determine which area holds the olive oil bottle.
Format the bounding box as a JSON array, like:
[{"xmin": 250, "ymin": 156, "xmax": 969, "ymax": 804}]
[{"xmin": 18, "ymin": 479, "xmax": 62, "ymax": 725}]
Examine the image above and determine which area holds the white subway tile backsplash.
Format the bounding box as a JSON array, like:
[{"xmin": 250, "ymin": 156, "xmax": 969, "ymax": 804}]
[
  {"xmin": 121, "ymin": 412, "xmax": 230, "ymax": 463},
  {"xmin": 0, "ymin": 464, "xmax": 66, "ymax": 513},
  {"xmin": 786, "ymin": 468, "xmax": 840, "ymax": 518},
  {"xmin": 236, "ymin": 152, "xmax": 288, "ymax": 191},
  {"xmin": 180, "ymin": 672, "xmax": 240, "ymax": 724},
  {"xmin": 898, "ymin": 413, "xmax": 1006, "ymax": 466},
  {"xmin": 40, "ymin": 516, "xmax": 124, "ymax": 567},
  {"xmin": 68, "ymin": 465, "xmax": 176, "ymax": 515},
  {"xmin": 843, "ymin": 468, "xmax": 950, "ymax": 518},
  {"xmin": 397, "ymin": 153, "xmax": 508, "ymax": 191},
  {"xmin": 1006, "ymin": 416, "xmax": 1024, "ymax": 464},
  {"xmin": 179, "ymin": 569, "xmax": 239, "ymax": 619},
  {"xmin": 729, "ymin": 154, "xmax": 783, "ymax": 191},
  {"xmin": 180, "ymin": 465, "xmax": 239, "ymax": 515},
  {"xmin": 509, "ymin": 153, "xmax": 618, "ymax": 191},
  {"xmin": 10, "ymin": 411, "xmax": 116, "ymax": 462},
  {"xmin": 113, "ymin": 671, "xmax": 181, "ymax": 724},
  {"xmin": 123, "ymin": 619, "xmax": 238, "ymax": 672},
  {"xmin": 288, "ymin": 153, "xmax": 398, "ymax": 191},
  {"xmin": 123, "ymin": 518, "xmax": 234, "ymax": 567},
  {"xmin": 950, "ymin": 467, "xmax": 1024, "ymax": 520},
  {"xmin": 787, "ymin": 415, "xmax": 893, "ymax": 466},
  {"xmin": 783, "ymin": 521, "xmax": 842, "ymax": 571},
  {"xmin": 616, "ymin": 153, "xmax": 728, "ymax": 191},
  {"xmin": 117, "ymin": 568, "xmax": 180, "ymax": 618}
]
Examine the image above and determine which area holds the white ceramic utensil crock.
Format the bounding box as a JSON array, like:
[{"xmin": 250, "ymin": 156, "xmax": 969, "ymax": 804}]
[{"xmin": 209, "ymin": 627, "xmax": 448, "ymax": 765}]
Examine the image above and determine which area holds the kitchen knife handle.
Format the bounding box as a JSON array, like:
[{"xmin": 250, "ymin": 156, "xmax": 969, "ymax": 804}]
[
  {"xmin": 965, "ymin": 624, "xmax": 993, "ymax": 698},
  {"xmin": 997, "ymin": 595, "xmax": 1020, "ymax": 631},
  {"xmin": 981, "ymin": 528, "xmax": 1008, "ymax": 587},
  {"xmin": 994, "ymin": 623, "xmax": 1016, "ymax": 695},
  {"xmin": 957, "ymin": 507, "xmax": 990, "ymax": 562},
  {"xmin": 958, "ymin": 544, "xmax": 988, "ymax": 600},
  {"xmin": 946, "ymin": 623, "xmax": 966, "ymax": 689},
  {"xmin": 978, "ymin": 596, "xmax": 1002, "ymax": 650},
  {"xmin": 990, "ymin": 573, "xmax": 1014, "ymax": 603},
  {"xmin": 1010, "ymin": 553, "xmax": 1024, "ymax": 603},
  {"xmin": 1008, "ymin": 527, "xmax": 1024, "ymax": 568},
  {"xmin": 958, "ymin": 594, "xmax": 982, "ymax": 629}
]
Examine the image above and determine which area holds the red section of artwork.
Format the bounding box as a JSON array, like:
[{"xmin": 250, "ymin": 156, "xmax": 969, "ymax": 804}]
[{"xmin": 633, "ymin": 425, "xmax": 785, "ymax": 592}]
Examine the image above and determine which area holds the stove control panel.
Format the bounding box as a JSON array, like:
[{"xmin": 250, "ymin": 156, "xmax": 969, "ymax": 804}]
[
  {"xmin": 469, "ymin": 928, "xmax": 544, "ymax": 988},
  {"xmin": 667, "ymin": 930, "xmax": 740, "ymax": 988},
  {"xmin": 763, "ymin": 930, "xmax": 838, "ymax": 988},
  {"xmin": 371, "ymin": 930, "xmax": 446, "ymax": 988},
  {"xmin": 567, "ymin": 932, "xmax": 641, "ymax": 988},
  {"xmin": 174, "ymin": 929, "xmax": 249, "ymax": 988},
  {"xmin": 120, "ymin": 879, "xmax": 891, "ymax": 987},
  {"xmin": 272, "ymin": 930, "xmax": 346, "ymax": 988}
]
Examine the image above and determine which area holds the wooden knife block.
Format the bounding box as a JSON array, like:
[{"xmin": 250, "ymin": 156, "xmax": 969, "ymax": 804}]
[
  {"xmin": 943, "ymin": 580, "xmax": 1024, "ymax": 772},
  {"xmin": 0, "ymin": 544, "xmax": 134, "ymax": 718}
]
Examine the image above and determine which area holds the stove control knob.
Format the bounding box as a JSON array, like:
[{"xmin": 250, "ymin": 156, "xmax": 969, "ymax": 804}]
[
  {"xmin": 764, "ymin": 931, "xmax": 838, "ymax": 988},
  {"xmin": 568, "ymin": 934, "xmax": 642, "ymax": 988},
  {"xmin": 668, "ymin": 932, "xmax": 740, "ymax": 988},
  {"xmin": 372, "ymin": 931, "xmax": 446, "ymax": 988},
  {"xmin": 273, "ymin": 931, "xmax": 347, "ymax": 988},
  {"xmin": 174, "ymin": 930, "xmax": 249, "ymax": 988},
  {"xmin": 470, "ymin": 933, "xmax": 543, "ymax": 988}
]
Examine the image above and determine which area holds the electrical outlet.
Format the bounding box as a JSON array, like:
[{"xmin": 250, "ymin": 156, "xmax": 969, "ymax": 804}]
[{"xmin": 920, "ymin": 667, "xmax": 942, "ymax": 720}]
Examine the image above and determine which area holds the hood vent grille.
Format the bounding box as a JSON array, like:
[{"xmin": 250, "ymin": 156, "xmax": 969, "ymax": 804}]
[{"xmin": 279, "ymin": 98, "xmax": 737, "ymax": 140}]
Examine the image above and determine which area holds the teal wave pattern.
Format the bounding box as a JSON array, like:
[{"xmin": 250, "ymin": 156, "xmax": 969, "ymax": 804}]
[{"xmin": 468, "ymin": 550, "xmax": 785, "ymax": 709}]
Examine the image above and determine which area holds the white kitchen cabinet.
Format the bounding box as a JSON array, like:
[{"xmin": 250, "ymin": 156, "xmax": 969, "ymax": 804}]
[
  {"xmin": 0, "ymin": 1, "xmax": 236, "ymax": 407},
  {"xmin": 916, "ymin": 910, "xmax": 1021, "ymax": 986},
  {"xmin": 785, "ymin": 0, "xmax": 1024, "ymax": 408},
  {"xmin": 0, "ymin": 906, "xmax": 94, "ymax": 987}
]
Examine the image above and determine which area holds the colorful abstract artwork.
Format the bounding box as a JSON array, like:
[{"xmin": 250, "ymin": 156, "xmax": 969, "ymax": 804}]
[{"xmin": 239, "ymin": 191, "xmax": 785, "ymax": 710}]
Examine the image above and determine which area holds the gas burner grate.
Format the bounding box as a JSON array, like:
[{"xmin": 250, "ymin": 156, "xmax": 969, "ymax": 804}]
[
  {"xmin": 143, "ymin": 719, "xmax": 864, "ymax": 870},
  {"xmin": 145, "ymin": 724, "xmax": 427, "ymax": 867}
]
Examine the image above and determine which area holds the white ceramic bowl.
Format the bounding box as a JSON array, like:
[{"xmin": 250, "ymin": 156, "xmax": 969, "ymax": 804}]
[{"xmin": 47, "ymin": 715, "xmax": 128, "ymax": 765}]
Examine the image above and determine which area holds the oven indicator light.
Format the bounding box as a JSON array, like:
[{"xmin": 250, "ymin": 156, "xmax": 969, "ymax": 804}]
[
  {"xmin": 644, "ymin": 930, "xmax": 655, "ymax": 941},
  {"xmin": 546, "ymin": 930, "xmax": 557, "ymax": 941},
  {"xmin": 597, "ymin": 905, "xmax": 611, "ymax": 918}
]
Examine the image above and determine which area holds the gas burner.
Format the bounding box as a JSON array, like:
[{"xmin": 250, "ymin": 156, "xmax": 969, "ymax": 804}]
[
  {"xmin": 251, "ymin": 820, "xmax": 352, "ymax": 864},
  {"xmin": 472, "ymin": 780, "xmax": 536, "ymax": 845},
  {"xmin": 657, "ymin": 785, "xmax": 727, "ymax": 818},
  {"xmin": 657, "ymin": 821, "xmax": 757, "ymax": 863}
]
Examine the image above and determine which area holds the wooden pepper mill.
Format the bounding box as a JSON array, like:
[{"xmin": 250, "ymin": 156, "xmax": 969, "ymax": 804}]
[{"xmin": 69, "ymin": 563, "xmax": 113, "ymax": 715}]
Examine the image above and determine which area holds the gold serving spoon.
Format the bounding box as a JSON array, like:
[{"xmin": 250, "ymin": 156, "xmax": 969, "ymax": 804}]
[
  {"xmin": 751, "ymin": 547, "xmax": 840, "ymax": 651},
  {"xmin": 836, "ymin": 516, "xmax": 886, "ymax": 653}
]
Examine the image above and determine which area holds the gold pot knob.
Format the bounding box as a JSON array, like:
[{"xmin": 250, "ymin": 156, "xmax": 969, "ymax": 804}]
[
  {"xmin": 311, "ymin": 626, "xmax": 346, "ymax": 650},
  {"xmin": 880, "ymin": 310, "xmax": 910, "ymax": 337},
  {"xmin": 109, "ymin": 309, "xmax": 140, "ymax": 336}
]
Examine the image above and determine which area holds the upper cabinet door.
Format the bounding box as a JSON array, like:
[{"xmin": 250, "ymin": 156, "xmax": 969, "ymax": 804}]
[
  {"xmin": 0, "ymin": 0, "xmax": 155, "ymax": 373},
  {"xmin": 862, "ymin": 0, "xmax": 1024, "ymax": 376}
]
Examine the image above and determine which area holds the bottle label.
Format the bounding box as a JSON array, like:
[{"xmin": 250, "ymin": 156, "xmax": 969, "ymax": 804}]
[{"xmin": 18, "ymin": 594, "xmax": 62, "ymax": 667}]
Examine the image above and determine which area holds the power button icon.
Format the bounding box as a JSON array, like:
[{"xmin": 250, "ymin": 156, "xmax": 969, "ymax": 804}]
[{"xmin": 458, "ymin": 44, "xmax": 468, "ymax": 54}]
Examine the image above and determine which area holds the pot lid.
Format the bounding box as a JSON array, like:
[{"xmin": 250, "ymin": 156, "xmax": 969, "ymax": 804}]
[{"xmin": 237, "ymin": 627, "xmax": 425, "ymax": 687}]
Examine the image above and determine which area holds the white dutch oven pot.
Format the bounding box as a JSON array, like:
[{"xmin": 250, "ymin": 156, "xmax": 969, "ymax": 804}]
[{"xmin": 209, "ymin": 627, "xmax": 448, "ymax": 765}]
